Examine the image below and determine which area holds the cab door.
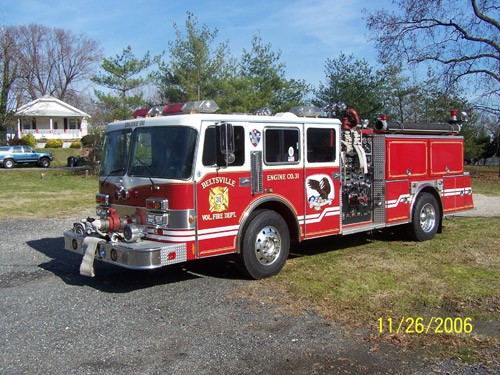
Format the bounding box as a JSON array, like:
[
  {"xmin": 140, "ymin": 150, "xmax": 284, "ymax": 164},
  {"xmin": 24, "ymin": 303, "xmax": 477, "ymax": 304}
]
[
  {"xmin": 195, "ymin": 122, "xmax": 250, "ymax": 258},
  {"xmin": 303, "ymin": 125, "xmax": 341, "ymax": 238}
]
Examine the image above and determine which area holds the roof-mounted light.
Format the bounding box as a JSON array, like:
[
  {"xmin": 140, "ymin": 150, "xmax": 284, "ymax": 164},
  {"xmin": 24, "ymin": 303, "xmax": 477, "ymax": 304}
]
[
  {"xmin": 289, "ymin": 106, "xmax": 322, "ymax": 117},
  {"xmin": 147, "ymin": 106, "xmax": 164, "ymax": 117},
  {"xmin": 132, "ymin": 108, "xmax": 150, "ymax": 118},
  {"xmin": 162, "ymin": 100, "xmax": 219, "ymax": 115},
  {"xmin": 255, "ymin": 108, "xmax": 272, "ymax": 116},
  {"xmin": 449, "ymin": 109, "xmax": 458, "ymax": 123}
]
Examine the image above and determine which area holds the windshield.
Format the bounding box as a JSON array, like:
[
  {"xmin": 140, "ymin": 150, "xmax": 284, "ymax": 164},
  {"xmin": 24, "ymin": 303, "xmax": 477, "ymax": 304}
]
[
  {"xmin": 99, "ymin": 129, "xmax": 132, "ymax": 176},
  {"xmin": 128, "ymin": 126, "xmax": 197, "ymax": 180}
]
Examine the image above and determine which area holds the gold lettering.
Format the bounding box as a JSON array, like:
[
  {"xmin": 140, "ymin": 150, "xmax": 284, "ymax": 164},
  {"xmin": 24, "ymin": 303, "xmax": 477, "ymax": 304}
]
[{"xmin": 201, "ymin": 177, "xmax": 236, "ymax": 189}]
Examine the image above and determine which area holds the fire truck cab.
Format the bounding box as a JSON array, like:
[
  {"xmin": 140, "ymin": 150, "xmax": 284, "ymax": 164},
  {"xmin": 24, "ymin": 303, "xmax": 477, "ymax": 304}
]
[{"xmin": 64, "ymin": 101, "xmax": 473, "ymax": 279}]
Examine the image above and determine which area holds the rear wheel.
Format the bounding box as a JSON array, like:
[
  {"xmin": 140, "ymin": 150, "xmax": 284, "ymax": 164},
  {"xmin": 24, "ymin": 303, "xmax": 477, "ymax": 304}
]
[
  {"xmin": 240, "ymin": 210, "xmax": 290, "ymax": 279},
  {"xmin": 406, "ymin": 192, "xmax": 440, "ymax": 241},
  {"xmin": 3, "ymin": 159, "xmax": 14, "ymax": 169}
]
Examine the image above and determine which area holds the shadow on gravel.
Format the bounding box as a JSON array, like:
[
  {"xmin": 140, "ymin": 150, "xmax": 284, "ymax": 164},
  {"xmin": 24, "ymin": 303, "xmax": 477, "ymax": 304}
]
[
  {"xmin": 27, "ymin": 236, "xmax": 246, "ymax": 293},
  {"xmin": 289, "ymin": 227, "xmax": 409, "ymax": 259},
  {"xmin": 26, "ymin": 227, "xmax": 409, "ymax": 293}
]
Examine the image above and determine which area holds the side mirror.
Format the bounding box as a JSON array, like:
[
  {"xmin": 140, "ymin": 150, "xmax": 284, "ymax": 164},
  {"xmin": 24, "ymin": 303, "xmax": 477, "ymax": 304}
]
[{"xmin": 219, "ymin": 122, "xmax": 235, "ymax": 164}]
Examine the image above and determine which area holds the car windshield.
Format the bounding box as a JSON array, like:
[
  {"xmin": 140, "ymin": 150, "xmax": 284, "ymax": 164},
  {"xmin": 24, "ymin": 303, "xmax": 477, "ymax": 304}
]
[
  {"xmin": 99, "ymin": 129, "xmax": 132, "ymax": 176},
  {"xmin": 0, "ymin": 147, "xmax": 9, "ymax": 151},
  {"xmin": 128, "ymin": 126, "xmax": 197, "ymax": 180}
]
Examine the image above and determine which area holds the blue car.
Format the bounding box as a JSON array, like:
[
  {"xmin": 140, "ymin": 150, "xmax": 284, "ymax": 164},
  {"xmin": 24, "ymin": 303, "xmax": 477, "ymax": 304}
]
[{"xmin": 0, "ymin": 145, "xmax": 53, "ymax": 168}]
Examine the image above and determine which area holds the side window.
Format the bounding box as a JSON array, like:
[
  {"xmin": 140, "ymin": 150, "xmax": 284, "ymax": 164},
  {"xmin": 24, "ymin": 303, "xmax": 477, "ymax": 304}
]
[
  {"xmin": 307, "ymin": 128, "xmax": 336, "ymax": 163},
  {"xmin": 12, "ymin": 146, "xmax": 22, "ymax": 153},
  {"xmin": 264, "ymin": 128, "xmax": 300, "ymax": 164},
  {"xmin": 202, "ymin": 125, "xmax": 245, "ymax": 167}
]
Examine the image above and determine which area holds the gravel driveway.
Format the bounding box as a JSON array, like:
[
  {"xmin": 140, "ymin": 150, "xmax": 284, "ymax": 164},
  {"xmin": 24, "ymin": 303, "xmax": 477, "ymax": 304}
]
[
  {"xmin": 451, "ymin": 194, "xmax": 500, "ymax": 217},
  {"xmin": 0, "ymin": 198, "xmax": 498, "ymax": 374}
]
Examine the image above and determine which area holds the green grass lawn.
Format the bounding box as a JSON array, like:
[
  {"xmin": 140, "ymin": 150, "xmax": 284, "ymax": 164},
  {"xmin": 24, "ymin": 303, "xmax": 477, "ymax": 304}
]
[
  {"xmin": 0, "ymin": 169, "xmax": 97, "ymax": 220},
  {"xmin": 466, "ymin": 165, "xmax": 500, "ymax": 196}
]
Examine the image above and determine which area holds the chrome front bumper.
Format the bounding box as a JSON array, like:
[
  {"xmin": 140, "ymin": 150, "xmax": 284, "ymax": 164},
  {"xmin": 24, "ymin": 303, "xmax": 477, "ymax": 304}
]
[{"xmin": 64, "ymin": 230, "xmax": 187, "ymax": 269}]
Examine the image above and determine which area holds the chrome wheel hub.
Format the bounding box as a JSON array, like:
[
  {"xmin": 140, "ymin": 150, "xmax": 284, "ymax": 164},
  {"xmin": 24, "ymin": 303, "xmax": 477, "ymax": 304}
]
[
  {"xmin": 419, "ymin": 203, "xmax": 436, "ymax": 233},
  {"xmin": 254, "ymin": 226, "xmax": 281, "ymax": 266}
]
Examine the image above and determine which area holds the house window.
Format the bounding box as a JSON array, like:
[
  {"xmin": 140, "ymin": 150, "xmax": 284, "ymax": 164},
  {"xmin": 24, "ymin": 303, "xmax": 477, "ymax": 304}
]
[
  {"xmin": 68, "ymin": 119, "xmax": 80, "ymax": 130},
  {"xmin": 21, "ymin": 118, "xmax": 36, "ymax": 130}
]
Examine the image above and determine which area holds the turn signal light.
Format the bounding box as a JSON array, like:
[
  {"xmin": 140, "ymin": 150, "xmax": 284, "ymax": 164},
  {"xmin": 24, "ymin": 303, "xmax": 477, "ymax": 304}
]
[{"xmin": 146, "ymin": 198, "xmax": 168, "ymax": 211}]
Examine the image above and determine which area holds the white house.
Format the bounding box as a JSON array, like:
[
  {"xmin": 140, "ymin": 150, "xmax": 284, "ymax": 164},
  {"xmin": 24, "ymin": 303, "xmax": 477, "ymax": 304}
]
[{"xmin": 11, "ymin": 95, "xmax": 90, "ymax": 148}]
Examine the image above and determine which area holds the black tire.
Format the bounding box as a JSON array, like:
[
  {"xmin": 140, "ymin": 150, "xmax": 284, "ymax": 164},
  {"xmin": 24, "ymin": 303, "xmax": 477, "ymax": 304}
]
[
  {"xmin": 3, "ymin": 159, "xmax": 14, "ymax": 169},
  {"xmin": 406, "ymin": 192, "xmax": 440, "ymax": 241},
  {"xmin": 240, "ymin": 210, "xmax": 290, "ymax": 280},
  {"xmin": 38, "ymin": 157, "xmax": 50, "ymax": 168}
]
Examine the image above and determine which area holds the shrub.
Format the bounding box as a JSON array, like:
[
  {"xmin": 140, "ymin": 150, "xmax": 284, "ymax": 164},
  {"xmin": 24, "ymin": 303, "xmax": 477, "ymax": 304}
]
[
  {"xmin": 70, "ymin": 141, "xmax": 81, "ymax": 149},
  {"xmin": 45, "ymin": 139, "xmax": 63, "ymax": 148},
  {"xmin": 81, "ymin": 134, "xmax": 97, "ymax": 147},
  {"xmin": 8, "ymin": 138, "xmax": 20, "ymax": 146},
  {"xmin": 20, "ymin": 133, "xmax": 37, "ymax": 148}
]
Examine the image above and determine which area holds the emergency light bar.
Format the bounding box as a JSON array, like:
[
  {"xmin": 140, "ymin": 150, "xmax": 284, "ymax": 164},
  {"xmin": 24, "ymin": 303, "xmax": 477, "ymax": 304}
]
[
  {"xmin": 132, "ymin": 108, "xmax": 150, "ymax": 118},
  {"xmin": 132, "ymin": 100, "xmax": 220, "ymax": 118},
  {"xmin": 162, "ymin": 100, "xmax": 219, "ymax": 115},
  {"xmin": 289, "ymin": 106, "xmax": 322, "ymax": 117}
]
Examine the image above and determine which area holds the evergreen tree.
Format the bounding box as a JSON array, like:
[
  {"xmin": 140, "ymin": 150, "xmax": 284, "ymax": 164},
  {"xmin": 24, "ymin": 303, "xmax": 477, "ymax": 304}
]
[
  {"xmin": 316, "ymin": 53, "xmax": 384, "ymax": 121},
  {"xmin": 92, "ymin": 46, "xmax": 154, "ymax": 122},
  {"xmin": 156, "ymin": 12, "xmax": 231, "ymax": 103},
  {"xmin": 234, "ymin": 35, "xmax": 311, "ymax": 112}
]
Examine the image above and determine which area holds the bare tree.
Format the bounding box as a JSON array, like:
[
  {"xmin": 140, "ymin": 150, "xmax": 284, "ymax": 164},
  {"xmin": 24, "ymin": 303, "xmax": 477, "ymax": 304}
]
[
  {"xmin": 0, "ymin": 26, "xmax": 19, "ymax": 131},
  {"xmin": 15, "ymin": 24, "xmax": 102, "ymax": 103},
  {"xmin": 366, "ymin": 0, "xmax": 499, "ymax": 115}
]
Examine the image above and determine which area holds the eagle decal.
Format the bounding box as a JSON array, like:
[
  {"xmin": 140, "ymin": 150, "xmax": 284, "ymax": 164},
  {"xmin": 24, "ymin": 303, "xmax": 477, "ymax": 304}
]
[{"xmin": 307, "ymin": 175, "xmax": 333, "ymax": 210}]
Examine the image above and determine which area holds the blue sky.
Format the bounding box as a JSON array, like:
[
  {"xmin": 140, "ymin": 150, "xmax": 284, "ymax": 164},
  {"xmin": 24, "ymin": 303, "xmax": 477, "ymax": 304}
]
[{"xmin": 0, "ymin": 0, "xmax": 393, "ymax": 89}]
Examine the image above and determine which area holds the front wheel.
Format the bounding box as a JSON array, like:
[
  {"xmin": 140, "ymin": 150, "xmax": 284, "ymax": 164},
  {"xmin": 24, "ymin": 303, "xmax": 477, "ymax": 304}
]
[
  {"xmin": 38, "ymin": 157, "xmax": 50, "ymax": 168},
  {"xmin": 240, "ymin": 210, "xmax": 290, "ymax": 280},
  {"xmin": 406, "ymin": 192, "xmax": 441, "ymax": 241}
]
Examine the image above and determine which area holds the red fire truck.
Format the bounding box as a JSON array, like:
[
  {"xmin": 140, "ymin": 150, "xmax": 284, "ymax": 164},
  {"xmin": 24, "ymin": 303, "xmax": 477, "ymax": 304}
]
[{"xmin": 64, "ymin": 100, "xmax": 474, "ymax": 279}]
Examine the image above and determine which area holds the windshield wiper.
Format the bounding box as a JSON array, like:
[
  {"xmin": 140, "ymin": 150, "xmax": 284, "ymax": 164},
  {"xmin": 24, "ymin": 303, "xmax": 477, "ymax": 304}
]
[
  {"xmin": 133, "ymin": 156, "xmax": 158, "ymax": 190},
  {"xmin": 100, "ymin": 167, "xmax": 126, "ymax": 186}
]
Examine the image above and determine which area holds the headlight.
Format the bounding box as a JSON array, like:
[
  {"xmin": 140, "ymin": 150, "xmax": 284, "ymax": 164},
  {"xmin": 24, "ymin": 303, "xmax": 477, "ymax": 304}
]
[{"xmin": 147, "ymin": 213, "xmax": 169, "ymax": 226}]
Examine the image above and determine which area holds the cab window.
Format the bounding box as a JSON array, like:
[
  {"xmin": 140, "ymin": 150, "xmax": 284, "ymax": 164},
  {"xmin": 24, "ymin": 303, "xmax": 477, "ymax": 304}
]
[
  {"xmin": 307, "ymin": 128, "xmax": 336, "ymax": 163},
  {"xmin": 264, "ymin": 128, "xmax": 300, "ymax": 164},
  {"xmin": 202, "ymin": 125, "xmax": 245, "ymax": 167}
]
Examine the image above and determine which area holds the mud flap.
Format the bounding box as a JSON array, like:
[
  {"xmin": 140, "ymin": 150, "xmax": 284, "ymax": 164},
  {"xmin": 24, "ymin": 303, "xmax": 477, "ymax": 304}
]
[{"xmin": 79, "ymin": 237, "xmax": 105, "ymax": 277}]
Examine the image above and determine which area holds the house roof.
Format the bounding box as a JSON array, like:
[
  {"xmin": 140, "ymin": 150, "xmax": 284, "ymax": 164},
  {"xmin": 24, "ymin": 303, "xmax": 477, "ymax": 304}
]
[{"xmin": 15, "ymin": 95, "xmax": 90, "ymax": 118}]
